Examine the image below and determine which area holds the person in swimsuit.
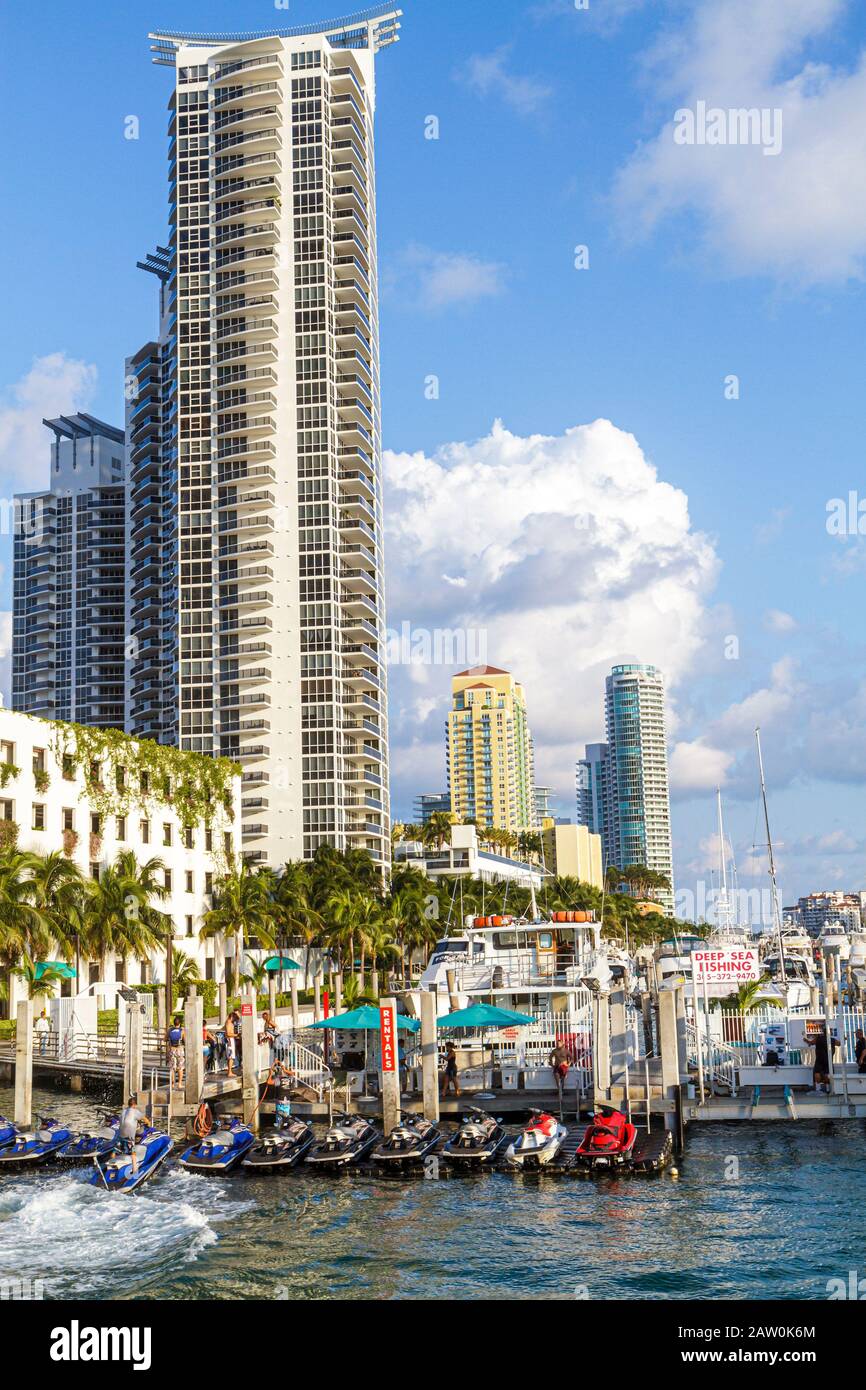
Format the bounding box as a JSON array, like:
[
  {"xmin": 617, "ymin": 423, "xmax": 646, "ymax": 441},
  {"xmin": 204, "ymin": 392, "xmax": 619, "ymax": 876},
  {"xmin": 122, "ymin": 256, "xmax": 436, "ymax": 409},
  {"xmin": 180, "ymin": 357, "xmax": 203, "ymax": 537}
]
[{"xmin": 440, "ymin": 1042, "xmax": 460, "ymax": 1097}]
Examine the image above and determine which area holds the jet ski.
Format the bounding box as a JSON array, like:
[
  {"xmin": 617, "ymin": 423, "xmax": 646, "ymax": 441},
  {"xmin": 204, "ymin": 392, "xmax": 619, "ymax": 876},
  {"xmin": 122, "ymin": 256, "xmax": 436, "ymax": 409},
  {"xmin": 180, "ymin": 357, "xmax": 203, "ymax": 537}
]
[
  {"xmin": 178, "ymin": 1116, "xmax": 256, "ymax": 1174},
  {"xmin": 505, "ymin": 1110, "xmax": 568, "ymax": 1170},
  {"xmin": 371, "ymin": 1114, "xmax": 441, "ymax": 1168},
  {"xmin": 57, "ymin": 1114, "xmax": 120, "ymax": 1164},
  {"xmin": 441, "ymin": 1107, "xmax": 510, "ymax": 1168},
  {"xmin": 91, "ymin": 1128, "xmax": 174, "ymax": 1193},
  {"xmin": 0, "ymin": 1115, "xmax": 17, "ymax": 1150},
  {"xmin": 0, "ymin": 1116, "xmax": 74, "ymax": 1168},
  {"xmin": 305, "ymin": 1113, "xmax": 380, "ymax": 1170},
  {"xmin": 243, "ymin": 1116, "xmax": 315, "ymax": 1173},
  {"xmin": 573, "ymin": 1106, "xmax": 637, "ymax": 1171}
]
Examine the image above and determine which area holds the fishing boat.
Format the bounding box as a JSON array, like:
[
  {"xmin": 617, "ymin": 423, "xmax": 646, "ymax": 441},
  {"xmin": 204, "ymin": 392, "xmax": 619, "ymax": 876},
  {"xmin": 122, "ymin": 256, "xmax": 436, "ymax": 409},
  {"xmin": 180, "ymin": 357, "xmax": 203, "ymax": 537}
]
[{"xmin": 819, "ymin": 921, "xmax": 851, "ymax": 961}]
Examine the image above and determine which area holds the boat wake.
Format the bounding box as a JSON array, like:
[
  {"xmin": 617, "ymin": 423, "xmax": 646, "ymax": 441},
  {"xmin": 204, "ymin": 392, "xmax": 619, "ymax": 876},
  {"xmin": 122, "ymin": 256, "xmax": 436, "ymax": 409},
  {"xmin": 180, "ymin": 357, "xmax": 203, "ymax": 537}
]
[{"xmin": 0, "ymin": 1167, "xmax": 257, "ymax": 1299}]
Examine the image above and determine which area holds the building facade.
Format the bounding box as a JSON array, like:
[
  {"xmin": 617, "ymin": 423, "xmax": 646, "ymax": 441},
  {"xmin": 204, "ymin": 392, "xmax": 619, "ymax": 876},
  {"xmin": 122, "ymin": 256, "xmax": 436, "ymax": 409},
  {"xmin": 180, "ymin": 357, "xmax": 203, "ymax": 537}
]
[
  {"xmin": 578, "ymin": 667, "xmax": 674, "ymax": 909},
  {"xmin": 540, "ymin": 819, "xmax": 603, "ymax": 890},
  {"xmin": 413, "ymin": 791, "xmax": 451, "ymax": 826},
  {"xmin": 0, "ymin": 708, "xmax": 241, "ymax": 1017},
  {"xmin": 786, "ymin": 892, "xmax": 862, "ymax": 937},
  {"xmin": 12, "ymin": 415, "xmax": 127, "ymax": 730},
  {"xmin": 395, "ymin": 822, "xmax": 545, "ymax": 890},
  {"xmin": 126, "ymin": 10, "xmax": 401, "ymax": 871},
  {"xmin": 446, "ymin": 665, "xmax": 536, "ymax": 832}
]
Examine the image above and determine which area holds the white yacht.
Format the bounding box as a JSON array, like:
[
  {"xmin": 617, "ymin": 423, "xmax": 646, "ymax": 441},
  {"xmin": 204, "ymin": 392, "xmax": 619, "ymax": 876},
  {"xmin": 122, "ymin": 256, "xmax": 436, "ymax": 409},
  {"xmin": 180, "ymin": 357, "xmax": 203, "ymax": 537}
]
[
  {"xmin": 756, "ymin": 949, "xmax": 815, "ymax": 1011},
  {"xmin": 819, "ymin": 921, "xmax": 851, "ymax": 961},
  {"xmin": 848, "ymin": 929, "xmax": 866, "ymax": 970}
]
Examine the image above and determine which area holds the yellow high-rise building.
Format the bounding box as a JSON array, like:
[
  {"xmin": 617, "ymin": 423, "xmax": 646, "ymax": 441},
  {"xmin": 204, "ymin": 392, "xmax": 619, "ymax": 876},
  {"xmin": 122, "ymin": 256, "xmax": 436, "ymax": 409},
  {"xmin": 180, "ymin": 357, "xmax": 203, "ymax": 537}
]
[{"xmin": 447, "ymin": 666, "xmax": 535, "ymax": 831}]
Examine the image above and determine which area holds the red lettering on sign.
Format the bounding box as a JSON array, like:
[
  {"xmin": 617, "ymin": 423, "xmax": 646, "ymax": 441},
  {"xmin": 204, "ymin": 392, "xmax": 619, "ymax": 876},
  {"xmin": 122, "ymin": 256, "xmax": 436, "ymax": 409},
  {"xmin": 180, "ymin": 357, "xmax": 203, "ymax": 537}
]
[{"xmin": 380, "ymin": 1005, "xmax": 397, "ymax": 1074}]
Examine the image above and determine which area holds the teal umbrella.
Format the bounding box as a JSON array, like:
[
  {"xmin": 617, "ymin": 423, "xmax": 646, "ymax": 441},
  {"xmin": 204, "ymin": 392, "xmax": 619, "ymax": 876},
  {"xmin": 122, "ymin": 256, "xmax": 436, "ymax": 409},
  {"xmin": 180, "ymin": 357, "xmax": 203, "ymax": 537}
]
[
  {"xmin": 309, "ymin": 1004, "xmax": 420, "ymax": 1032},
  {"xmin": 437, "ymin": 1003, "xmax": 536, "ymax": 1094},
  {"xmin": 263, "ymin": 955, "xmax": 301, "ymax": 973},
  {"xmin": 437, "ymin": 1003, "xmax": 536, "ymax": 1029},
  {"xmin": 34, "ymin": 961, "xmax": 76, "ymax": 981}
]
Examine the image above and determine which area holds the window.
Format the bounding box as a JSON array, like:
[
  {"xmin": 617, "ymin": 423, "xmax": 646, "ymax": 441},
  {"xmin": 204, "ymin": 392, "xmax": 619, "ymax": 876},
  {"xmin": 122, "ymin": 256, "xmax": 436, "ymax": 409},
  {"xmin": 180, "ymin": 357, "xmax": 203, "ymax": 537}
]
[
  {"xmin": 90, "ymin": 813, "xmax": 101, "ymax": 835},
  {"xmin": 90, "ymin": 863, "xmax": 100, "ymax": 881},
  {"xmin": 185, "ymin": 871, "xmax": 194, "ymax": 894},
  {"xmin": 224, "ymin": 833, "xmax": 233, "ymax": 857},
  {"xmin": 115, "ymin": 959, "xmax": 126, "ymax": 983},
  {"xmin": 0, "ymin": 800, "xmax": 13, "ymax": 821},
  {"xmin": 163, "ymin": 823, "xmax": 173, "ymax": 847},
  {"xmin": 184, "ymin": 826, "xmax": 195, "ymax": 850},
  {"xmin": 62, "ymin": 808, "xmax": 74, "ymax": 832},
  {"xmin": 164, "ymin": 869, "xmax": 173, "ymax": 892},
  {"xmin": 140, "ymin": 819, "xmax": 150, "ymax": 844},
  {"xmin": 116, "ymin": 816, "xmax": 127, "ymax": 841},
  {"xmin": 62, "ymin": 754, "xmax": 75, "ymax": 781},
  {"xmin": 140, "ymin": 772, "xmax": 150, "ymax": 794},
  {"xmin": 205, "ymin": 872, "xmax": 213, "ymax": 896},
  {"xmin": 32, "ymin": 804, "xmax": 45, "ymax": 831},
  {"xmin": 32, "ymin": 748, "xmax": 46, "ymax": 774},
  {"xmin": 1, "ymin": 740, "xmax": 15, "ymax": 765},
  {"xmin": 205, "ymin": 829, "xmax": 213, "ymax": 852},
  {"xmin": 185, "ymin": 915, "xmax": 194, "ymax": 936},
  {"xmin": 115, "ymin": 766, "xmax": 126, "ymax": 791}
]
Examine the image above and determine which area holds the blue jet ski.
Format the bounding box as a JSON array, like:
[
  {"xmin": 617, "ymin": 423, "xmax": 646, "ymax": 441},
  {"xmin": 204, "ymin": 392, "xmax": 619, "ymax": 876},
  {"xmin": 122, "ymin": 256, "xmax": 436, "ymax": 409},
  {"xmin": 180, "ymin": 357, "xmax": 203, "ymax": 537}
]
[
  {"xmin": 57, "ymin": 1114, "xmax": 120, "ymax": 1164},
  {"xmin": 178, "ymin": 1116, "xmax": 256, "ymax": 1174},
  {"xmin": 0, "ymin": 1115, "xmax": 17, "ymax": 1150},
  {"xmin": 91, "ymin": 1128, "xmax": 174, "ymax": 1193},
  {"xmin": 0, "ymin": 1117, "xmax": 74, "ymax": 1168}
]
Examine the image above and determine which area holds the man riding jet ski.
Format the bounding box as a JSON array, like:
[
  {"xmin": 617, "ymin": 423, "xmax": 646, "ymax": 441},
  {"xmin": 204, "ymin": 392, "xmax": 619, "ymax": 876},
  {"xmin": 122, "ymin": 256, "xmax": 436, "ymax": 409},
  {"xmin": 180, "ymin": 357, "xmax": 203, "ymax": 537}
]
[
  {"xmin": 372, "ymin": 1114, "xmax": 441, "ymax": 1168},
  {"xmin": 505, "ymin": 1109, "xmax": 568, "ymax": 1170},
  {"xmin": 91, "ymin": 1127, "xmax": 174, "ymax": 1192},
  {"xmin": 305, "ymin": 1113, "xmax": 380, "ymax": 1170},
  {"xmin": 179, "ymin": 1116, "xmax": 255, "ymax": 1174},
  {"xmin": 0, "ymin": 1117, "xmax": 73, "ymax": 1168},
  {"xmin": 574, "ymin": 1105, "xmax": 637, "ymax": 1171},
  {"xmin": 441, "ymin": 1107, "xmax": 510, "ymax": 1168}
]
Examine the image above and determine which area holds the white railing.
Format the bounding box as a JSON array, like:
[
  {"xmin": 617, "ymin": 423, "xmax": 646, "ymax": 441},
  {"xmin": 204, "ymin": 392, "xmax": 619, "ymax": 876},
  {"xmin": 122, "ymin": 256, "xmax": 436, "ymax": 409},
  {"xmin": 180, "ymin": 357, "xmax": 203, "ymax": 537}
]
[{"xmin": 271, "ymin": 1032, "xmax": 333, "ymax": 1099}]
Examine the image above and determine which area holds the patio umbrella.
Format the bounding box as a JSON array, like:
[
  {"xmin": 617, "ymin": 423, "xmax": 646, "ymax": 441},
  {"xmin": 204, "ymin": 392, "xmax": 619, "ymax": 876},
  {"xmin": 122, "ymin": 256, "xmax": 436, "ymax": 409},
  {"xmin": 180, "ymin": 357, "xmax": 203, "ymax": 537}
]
[
  {"xmin": 437, "ymin": 1003, "xmax": 536, "ymax": 1093},
  {"xmin": 34, "ymin": 961, "xmax": 76, "ymax": 981},
  {"xmin": 309, "ymin": 1004, "xmax": 420, "ymax": 1032},
  {"xmin": 263, "ymin": 955, "xmax": 301, "ymax": 972}
]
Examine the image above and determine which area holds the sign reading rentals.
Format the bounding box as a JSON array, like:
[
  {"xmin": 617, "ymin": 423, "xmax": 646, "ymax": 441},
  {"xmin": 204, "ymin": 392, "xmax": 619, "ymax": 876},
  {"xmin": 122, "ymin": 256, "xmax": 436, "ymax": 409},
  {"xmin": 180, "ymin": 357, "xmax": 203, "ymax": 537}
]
[
  {"xmin": 691, "ymin": 948, "xmax": 760, "ymax": 996},
  {"xmin": 379, "ymin": 1003, "xmax": 397, "ymax": 1074}
]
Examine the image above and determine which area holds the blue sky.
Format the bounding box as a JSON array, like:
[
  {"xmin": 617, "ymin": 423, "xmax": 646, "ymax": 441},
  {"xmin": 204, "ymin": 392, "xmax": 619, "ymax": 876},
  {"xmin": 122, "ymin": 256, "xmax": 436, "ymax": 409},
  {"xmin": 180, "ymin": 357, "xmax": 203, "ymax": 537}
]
[{"xmin": 2, "ymin": 0, "xmax": 866, "ymax": 917}]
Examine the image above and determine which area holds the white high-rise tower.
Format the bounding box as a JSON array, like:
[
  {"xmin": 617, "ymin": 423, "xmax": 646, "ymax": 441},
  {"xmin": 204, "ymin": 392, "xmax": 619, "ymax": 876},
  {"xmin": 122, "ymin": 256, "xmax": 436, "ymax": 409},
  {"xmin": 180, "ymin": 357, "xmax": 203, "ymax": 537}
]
[{"xmin": 137, "ymin": 8, "xmax": 400, "ymax": 871}]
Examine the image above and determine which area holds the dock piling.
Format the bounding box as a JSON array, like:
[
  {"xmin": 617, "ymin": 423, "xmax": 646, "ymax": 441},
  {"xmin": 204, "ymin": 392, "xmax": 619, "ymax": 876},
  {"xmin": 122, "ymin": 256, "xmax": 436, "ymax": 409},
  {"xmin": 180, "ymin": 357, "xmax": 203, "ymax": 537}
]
[
  {"xmin": 420, "ymin": 990, "xmax": 440, "ymax": 1124},
  {"xmin": 14, "ymin": 999, "xmax": 33, "ymax": 1128},
  {"xmin": 290, "ymin": 976, "xmax": 300, "ymax": 1030},
  {"xmin": 123, "ymin": 996, "xmax": 144, "ymax": 1101},
  {"xmin": 241, "ymin": 988, "xmax": 260, "ymax": 1133},
  {"xmin": 184, "ymin": 987, "xmax": 204, "ymax": 1108},
  {"xmin": 380, "ymin": 996, "xmax": 401, "ymax": 1137}
]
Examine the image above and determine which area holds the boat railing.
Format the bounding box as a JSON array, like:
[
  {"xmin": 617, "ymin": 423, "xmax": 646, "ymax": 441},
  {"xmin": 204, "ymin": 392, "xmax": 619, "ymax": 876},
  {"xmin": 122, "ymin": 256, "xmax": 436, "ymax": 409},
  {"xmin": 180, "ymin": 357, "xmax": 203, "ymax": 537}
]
[{"xmin": 451, "ymin": 948, "xmax": 596, "ymax": 992}]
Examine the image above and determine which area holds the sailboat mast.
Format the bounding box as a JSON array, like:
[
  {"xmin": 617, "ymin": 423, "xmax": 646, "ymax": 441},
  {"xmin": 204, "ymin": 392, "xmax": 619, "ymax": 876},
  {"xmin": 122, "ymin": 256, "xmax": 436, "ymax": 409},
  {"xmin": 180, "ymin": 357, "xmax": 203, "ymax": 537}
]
[{"xmin": 755, "ymin": 728, "xmax": 787, "ymax": 979}]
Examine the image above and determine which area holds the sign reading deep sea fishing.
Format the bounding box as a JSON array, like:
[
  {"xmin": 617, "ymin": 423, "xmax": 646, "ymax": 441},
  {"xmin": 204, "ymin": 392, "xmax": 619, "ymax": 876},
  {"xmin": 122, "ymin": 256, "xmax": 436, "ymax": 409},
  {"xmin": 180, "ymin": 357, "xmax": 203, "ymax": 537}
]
[
  {"xmin": 691, "ymin": 948, "xmax": 760, "ymax": 995},
  {"xmin": 380, "ymin": 1003, "xmax": 397, "ymax": 1073}
]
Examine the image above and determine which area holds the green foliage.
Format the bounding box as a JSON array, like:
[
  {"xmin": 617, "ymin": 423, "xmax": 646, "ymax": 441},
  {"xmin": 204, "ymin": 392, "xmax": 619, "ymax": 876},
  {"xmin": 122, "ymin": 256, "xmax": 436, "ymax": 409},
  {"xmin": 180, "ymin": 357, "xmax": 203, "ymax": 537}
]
[
  {"xmin": 0, "ymin": 822, "xmax": 19, "ymax": 853},
  {"xmin": 97, "ymin": 1009, "xmax": 118, "ymax": 1035},
  {"xmin": 49, "ymin": 722, "xmax": 240, "ymax": 833},
  {"xmin": 0, "ymin": 764, "xmax": 20, "ymax": 789},
  {"xmin": 33, "ymin": 769, "xmax": 50, "ymax": 794}
]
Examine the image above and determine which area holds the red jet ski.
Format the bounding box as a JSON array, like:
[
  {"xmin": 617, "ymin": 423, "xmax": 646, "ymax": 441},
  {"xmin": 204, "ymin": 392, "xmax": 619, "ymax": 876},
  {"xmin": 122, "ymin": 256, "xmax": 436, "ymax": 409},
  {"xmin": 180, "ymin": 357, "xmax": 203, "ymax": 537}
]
[{"xmin": 574, "ymin": 1106, "xmax": 637, "ymax": 1171}]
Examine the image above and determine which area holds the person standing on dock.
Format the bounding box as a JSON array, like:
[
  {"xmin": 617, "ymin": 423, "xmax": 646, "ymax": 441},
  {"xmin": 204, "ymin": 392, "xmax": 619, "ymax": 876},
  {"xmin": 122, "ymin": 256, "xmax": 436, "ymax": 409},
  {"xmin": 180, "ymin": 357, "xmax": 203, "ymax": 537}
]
[
  {"xmin": 224, "ymin": 1010, "xmax": 239, "ymax": 1078},
  {"xmin": 168, "ymin": 1016, "xmax": 185, "ymax": 1090},
  {"xmin": 812, "ymin": 1030, "xmax": 840, "ymax": 1092},
  {"xmin": 855, "ymin": 1029, "xmax": 866, "ymax": 1074},
  {"xmin": 440, "ymin": 1042, "xmax": 461, "ymax": 1097},
  {"xmin": 549, "ymin": 1043, "xmax": 570, "ymax": 1094},
  {"xmin": 35, "ymin": 1009, "xmax": 51, "ymax": 1057}
]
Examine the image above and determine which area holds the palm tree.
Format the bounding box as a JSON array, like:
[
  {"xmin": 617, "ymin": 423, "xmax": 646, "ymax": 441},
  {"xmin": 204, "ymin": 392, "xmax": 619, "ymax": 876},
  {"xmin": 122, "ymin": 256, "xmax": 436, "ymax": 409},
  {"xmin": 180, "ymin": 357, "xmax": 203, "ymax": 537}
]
[
  {"xmin": 365, "ymin": 920, "xmax": 402, "ymax": 1000},
  {"xmin": 326, "ymin": 886, "xmax": 362, "ymax": 985},
  {"xmin": 340, "ymin": 972, "xmax": 375, "ymax": 1008},
  {"xmin": 423, "ymin": 811, "xmax": 454, "ymax": 853},
  {"xmin": 171, "ymin": 947, "xmax": 200, "ymax": 995},
  {"xmin": 201, "ymin": 861, "xmax": 276, "ymax": 993},
  {"xmin": 83, "ymin": 852, "xmax": 167, "ymax": 985},
  {"xmin": 0, "ymin": 850, "xmax": 52, "ymax": 1010},
  {"xmin": 240, "ymin": 958, "xmax": 268, "ymax": 996}
]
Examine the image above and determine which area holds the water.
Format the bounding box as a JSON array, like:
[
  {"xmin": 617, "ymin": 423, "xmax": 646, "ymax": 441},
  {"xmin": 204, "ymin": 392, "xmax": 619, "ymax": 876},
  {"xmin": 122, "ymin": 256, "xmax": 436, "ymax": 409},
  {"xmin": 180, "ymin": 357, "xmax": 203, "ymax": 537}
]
[{"xmin": 1, "ymin": 1087, "xmax": 864, "ymax": 1300}]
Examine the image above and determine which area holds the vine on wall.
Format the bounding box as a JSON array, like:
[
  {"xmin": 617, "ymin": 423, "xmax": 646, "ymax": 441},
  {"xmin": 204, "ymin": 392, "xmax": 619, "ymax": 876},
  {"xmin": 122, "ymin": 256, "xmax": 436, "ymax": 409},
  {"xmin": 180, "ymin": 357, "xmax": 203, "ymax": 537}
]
[{"xmin": 48, "ymin": 723, "xmax": 241, "ymax": 834}]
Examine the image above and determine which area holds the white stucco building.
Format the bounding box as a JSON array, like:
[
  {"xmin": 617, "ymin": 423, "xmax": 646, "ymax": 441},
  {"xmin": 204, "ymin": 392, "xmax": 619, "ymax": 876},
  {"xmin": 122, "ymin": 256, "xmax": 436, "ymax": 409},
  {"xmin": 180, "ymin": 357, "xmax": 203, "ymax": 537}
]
[{"xmin": 0, "ymin": 708, "xmax": 241, "ymax": 1015}]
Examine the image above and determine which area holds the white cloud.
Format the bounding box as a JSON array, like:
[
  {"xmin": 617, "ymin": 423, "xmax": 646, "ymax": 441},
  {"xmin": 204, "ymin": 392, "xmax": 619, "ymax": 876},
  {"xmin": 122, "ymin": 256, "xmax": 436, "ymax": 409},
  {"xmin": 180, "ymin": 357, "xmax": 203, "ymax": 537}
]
[
  {"xmin": 388, "ymin": 245, "xmax": 506, "ymax": 311},
  {"xmin": 670, "ymin": 738, "xmax": 734, "ymax": 794},
  {"xmin": 384, "ymin": 418, "xmax": 719, "ymax": 810},
  {"xmin": 764, "ymin": 608, "xmax": 798, "ymax": 633},
  {"xmin": 460, "ymin": 47, "xmax": 553, "ymax": 116},
  {"xmin": 613, "ymin": 0, "xmax": 866, "ymax": 286},
  {"xmin": 0, "ymin": 353, "xmax": 98, "ymax": 497}
]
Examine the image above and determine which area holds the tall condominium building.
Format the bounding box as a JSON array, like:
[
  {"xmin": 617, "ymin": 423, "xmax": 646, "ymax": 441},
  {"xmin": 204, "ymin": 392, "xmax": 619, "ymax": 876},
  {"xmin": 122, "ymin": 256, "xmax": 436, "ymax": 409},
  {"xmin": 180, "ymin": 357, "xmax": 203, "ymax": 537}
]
[
  {"xmin": 11, "ymin": 415, "xmax": 127, "ymax": 729},
  {"xmin": 134, "ymin": 8, "xmax": 400, "ymax": 869},
  {"xmin": 446, "ymin": 666, "xmax": 536, "ymax": 832},
  {"xmin": 578, "ymin": 668, "xmax": 674, "ymax": 908}
]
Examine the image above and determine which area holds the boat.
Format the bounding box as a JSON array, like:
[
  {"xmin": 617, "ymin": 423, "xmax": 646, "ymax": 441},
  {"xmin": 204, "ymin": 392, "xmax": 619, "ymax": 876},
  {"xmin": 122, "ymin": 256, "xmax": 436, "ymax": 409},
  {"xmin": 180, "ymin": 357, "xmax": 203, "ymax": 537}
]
[
  {"xmin": 178, "ymin": 1117, "xmax": 255, "ymax": 1174},
  {"xmin": 56, "ymin": 1115, "xmax": 120, "ymax": 1164},
  {"xmin": 819, "ymin": 922, "xmax": 851, "ymax": 961},
  {"xmin": 91, "ymin": 1128, "xmax": 174, "ymax": 1193},
  {"xmin": 756, "ymin": 951, "xmax": 815, "ymax": 1011},
  {"xmin": 440, "ymin": 1107, "xmax": 510, "ymax": 1168},
  {"xmin": 0, "ymin": 1117, "xmax": 74, "ymax": 1168},
  {"xmin": 573, "ymin": 1107, "xmax": 637, "ymax": 1171},
  {"xmin": 849, "ymin": 929, "xmax": 866, "ymax": 970},
  {"xmin": 243, "ymin": 1116, "xmax": 315, "ymax": 1173},
  {"xmin": 504, "ymin": 1110, "xmax": 567, "ymax": 1170},
  {"xmin": 0, "ymin": 1115, "xmax": 17, "ymax": 1150},
  {"xmin": 371, "ymin": 1115, "xmax": 441, "ymax": 1168},
  {"xmin": 305, "ymin": 1113, "xmax": 380, "ymax": 1170}
]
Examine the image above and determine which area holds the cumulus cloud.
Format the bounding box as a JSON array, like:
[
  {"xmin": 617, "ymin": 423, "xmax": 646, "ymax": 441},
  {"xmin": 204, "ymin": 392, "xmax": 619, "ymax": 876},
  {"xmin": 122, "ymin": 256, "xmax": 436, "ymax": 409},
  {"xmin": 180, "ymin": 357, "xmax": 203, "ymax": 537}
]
[
  {"xmin": 612, "ymin": 0, "xmax": 866, "ymax": 286},
  {"xmin": 459, "ymin": 47, "xmax": 553, "ymax": 116},
  {"xmin": 0, "ymin": 353, "xmax": 98, "ymax": 496},
  {"xmin": 384, "ymin": 418, "xmax": 719, "ymax": 809},
  {"xmin": 386, "ymin": 245, "xmax": 506, "ymax": 311},
  {"xmin": 669, "ymin": 738, "xmax": 734, "ymax": 794},
  {"xmin": 763, "ymin": 608, "xmax": 798, "ymax": 633}
]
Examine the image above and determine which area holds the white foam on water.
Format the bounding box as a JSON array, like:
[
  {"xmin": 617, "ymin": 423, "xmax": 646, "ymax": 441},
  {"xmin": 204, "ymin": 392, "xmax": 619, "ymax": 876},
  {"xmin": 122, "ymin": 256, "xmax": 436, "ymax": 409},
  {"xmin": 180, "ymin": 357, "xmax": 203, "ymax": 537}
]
[{"xmin": 0, "ymin": 1168, "xmax": 258, "ymax": 1299}]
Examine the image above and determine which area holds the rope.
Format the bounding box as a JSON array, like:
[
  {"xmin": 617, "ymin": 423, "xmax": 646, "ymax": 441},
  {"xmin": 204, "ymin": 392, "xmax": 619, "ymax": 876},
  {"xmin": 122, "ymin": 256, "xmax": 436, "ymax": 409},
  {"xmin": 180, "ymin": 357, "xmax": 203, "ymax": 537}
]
[{"xmin": 193, "ymin": 1102, "xmax": 213, "ymax": 1138}]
